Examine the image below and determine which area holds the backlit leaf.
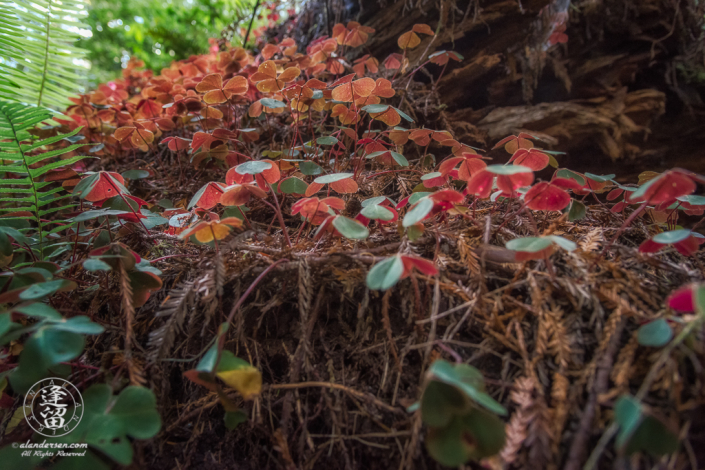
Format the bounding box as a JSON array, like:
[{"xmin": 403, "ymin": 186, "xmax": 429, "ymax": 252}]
[
  {"xmin": 236, "ymin": 160, "xmax": 273, "ymax": 175},
  {"xmin": 366, "ymin": 256, "xmax": 404, "ymax": 290},
  {"xmin": 260, "ymin": 98, "xmax": 286, "ymax": 109},
  {"xmin": 652, "ymin": 229, "xmax": 692, "ymax": 244},
  {"xmin": 332, "ymin": 215, "xmax": 369, "ymax": 239},
  {"xmin": 360, "ymin": 204, "xmax": 394, "ymax": 221},
  {"xmin": 637, "ymin": 319, "xmax": 673, "ymax": 347},
  {"xmin": 505, "ymin": 237, "xmax": 553, "ymax": 253},
  {"xmin": 403, "ymin": 197, "xmax": 434, "ymax": 227},
  {"xmin": 216, "ymin": 354, "xmax": 262, "ymax": 400},
  {"xmin": 314, "ymin": 173, "xmax": 354, "ymax": 184}
]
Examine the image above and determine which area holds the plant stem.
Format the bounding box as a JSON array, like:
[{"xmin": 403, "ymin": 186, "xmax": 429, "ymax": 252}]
[
  {"xmin": 36, "ymin": 1, "xmax": 54, "ymax": 107},
  {"xmin": 215, "ymin": 258, "xmax": 288, "ymax": 363},
  {"xmin": 262, "ymin": 195, "xmax": 292, "ymax": 248},
  {"xmin": 592, "ymin": 202, "xmax": 647, "ymax": 269},
  {"xmin": 243, "ymin": 0, "xmax": 261, "ymax": 47}
]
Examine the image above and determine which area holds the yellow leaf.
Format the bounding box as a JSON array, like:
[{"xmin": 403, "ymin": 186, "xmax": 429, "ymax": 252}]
[
  {"xmin": 217, "ymin": 366, "xmax": 263, "ymax": 400},
  {"xmin": 638, "ymin": 171, "xmax": 660, "ymax": 185},
  {"xmin": 4, "ymin": 407, "xmax": 25, "ymax": 434},
  {"xmin": 194, "ymin": 223, "xmax": 231, "ymax": 243}
]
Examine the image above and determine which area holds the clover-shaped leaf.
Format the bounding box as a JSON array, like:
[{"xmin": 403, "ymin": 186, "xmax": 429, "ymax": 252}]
[
  {"xmin": 614, "ymin": 395, "xmax": 679, "ymax": 457},
  {"xmin": 425, "ymin": 407, "xmax": 506, "ymax": 466},
  {"xmin": 637, "ymin": 318, "xmax": 673, "ymax": 347},
  {"xmin": 69, "ymin": 384, "xmax": 161, "ymax": 465},
  {"xmin": 421, "ymin": 360, "xmax": 506, "ymax": 466}
]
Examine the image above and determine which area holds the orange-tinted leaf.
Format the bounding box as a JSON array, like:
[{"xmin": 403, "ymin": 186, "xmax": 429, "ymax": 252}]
[
  {"xmin": 389, "ymin": 128, "xmax": 409, "ymax": 145},
  {"xmin": 248, "ymin": 101, "xmax": 263, "ymax": 117},
  {"xmin": 220, "ymin": 217, "xmax": 245, "ymax": 228},
  {"xmin": 328, "ymin": 59, "xmax": 346, "ymax": 75},
  {"xmin": 370, "ymin": 107, "xmax": 401, "ymax": 126},
  {"xmin": 305, "ymin": 78, "xmax": 327, "ymax": 89},
  {"xmin": 331, "ymin": 84, "xmax": 353, "ymax": 102},
  {"xmin": 493, "ymin": 134, "xmax": 535, "ymax": 153},
  {"xmin": 509, "ymin": 148, "xmax": 550, "ymax": 171},
  {"xmin": 256, "ymin": 78, "xmax": 284, "ymax": 93},
  {"xmin": 196, "ymin": 73, "xmax": 223, "ymax": 92},
  {"xmin": 194, "ymin": 182, "xmax": 226, "ymax": 210},
  {"xmin": 192, "ymin": 132, "xmax": 218, "ymax": 151},
  {"xmin": 353, "ymin": 77, "xmax": 376, "ymax": 97},
  {"xmin": 279, "ymin": 67, "xmax": 301, "ymax": 82},
  {"xmin": 410, "ymin": 129, "xmax": 433, "ymax": 146},
  {"xmin": 331, "ymin": 73, "xmax": 356, "ymax": 87},
  {"xmin": 261, "ymin": 159, "xmax": 281, "ymax": 184},
  {"xmin": 430, "ymin": 189, "xmax": 464, "ymax": 204},
  {"xmin": 221, "ymin": 185, "xmax": 251, "ymax": 206},
  {"xmin": 332, "ymin": 23, "xmax": 348, "ymax": 44},
  {"xmin": 321, "ymin": 197, "xmax": 346, "ymax": 212},
  {"xmin": 223, "ymin": 75, "xmax": 249, "ymax": 95},
  {"xmin": 457, "ymin": 157, "xmax": 487, "ymax": 180},
  {"xmin": 261, "ymin": 43, "xmax": 279, "ymax": 59},
  {"xmin": 332, "ymin": 77, "xmax": 376, "ymax": 101},
  {"xmin": 331, "ymin": 178, "xmax": 359, "ymax": 194},
  {"xmin": 428, "ymin": 50, "xmax": 463, "ymax": 65},
  {"xmin": 81, "ymin": 172, "xmax": 127, "ymax": 202},
  {"xmin": 383, "ymin": 53, "xmax": 404, "ymax": 70},
  {"xmin": 114, "ymin": 127, "xmax": 136, "ymax": 141},
  {"xmin": 398, "ymin": 31, "xmax": 421, "ymax": 49},
  {"xmin": 226, "ymin": 167, "xmax": 254, "ymax": 185},
  {"xmin": 155, "ymin": 118, "xmax": 175, "ymax": 131},
  {"xmin": 195, "ymin": 223, "xmax": 231, "ymax": 243},
  {"xmin": 203, "ymin": 90, "xmax": 227, "ymax": 104},
  {"xmin": 412, "ymin": 24, "xmax": 435, "ymax": 35},
  {"xmin": 332, "ymin": 104, "xmax": 359, "ymax": 125},
  {"xmin": 255, "ymin": 60, "xmax": 277, "ymax": 79},
  {"xmin": 304, "ymin": 182, "xmax": 324, "ymax": 197},
  {"xmin": 345, "ymin": 28, "xmax": 369, "ymax": 47},
  {"xmin": 138, "ymin": 100, "xmax": 161, "ymax": 119},
  {"xmin": 201, "ymin": 106, "xmax": 224, "ymax": 119}
]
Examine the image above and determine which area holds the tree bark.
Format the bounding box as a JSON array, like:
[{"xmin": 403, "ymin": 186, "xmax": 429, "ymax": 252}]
[{"xmin": 289, "ymin": 0, "xmax": 705, "ymax": 177}]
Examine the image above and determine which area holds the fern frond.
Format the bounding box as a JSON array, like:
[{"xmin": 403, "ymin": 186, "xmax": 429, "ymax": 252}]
[
  {"xmin": 0, "ymin": 0, "xmax": 90, "ymax": 109},
  {"xmin": 0, "ymin": 100, "xmax": 89, "ymax": 257},
  {"xmin": 148, "ymin": 280, "xmax": 196, "ymax": 363}
]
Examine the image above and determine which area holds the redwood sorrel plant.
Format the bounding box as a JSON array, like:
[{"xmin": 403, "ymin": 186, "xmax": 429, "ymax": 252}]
[{"xmin": 0, "ymin": 12, "xmax": 703, "ymax": 469}]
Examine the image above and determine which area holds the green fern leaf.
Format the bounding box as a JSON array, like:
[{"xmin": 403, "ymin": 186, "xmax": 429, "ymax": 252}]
[
  {"xmin": 0, "ymin": 0, "xmax": 90, "ymax": 109},
  {"xmin": 0, "ymin": 100, "xmax": 90, "ymax": 258}
]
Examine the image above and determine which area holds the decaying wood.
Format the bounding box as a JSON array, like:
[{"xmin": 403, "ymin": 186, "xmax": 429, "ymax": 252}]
[
  {"xmin": 475, "ymin": 88, "xmax": 666, "ymax": 160},
  {"xmin": 286, "ymin": 0, "xmax": 705, "ymax": 174}
]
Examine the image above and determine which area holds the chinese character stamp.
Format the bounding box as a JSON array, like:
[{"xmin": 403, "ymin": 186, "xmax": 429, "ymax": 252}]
[{"xmin": 23, "ymin": 378, "xmax": 83, "ymax": 437}]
